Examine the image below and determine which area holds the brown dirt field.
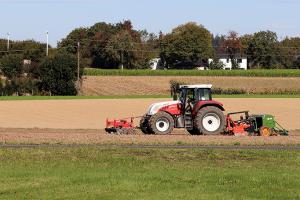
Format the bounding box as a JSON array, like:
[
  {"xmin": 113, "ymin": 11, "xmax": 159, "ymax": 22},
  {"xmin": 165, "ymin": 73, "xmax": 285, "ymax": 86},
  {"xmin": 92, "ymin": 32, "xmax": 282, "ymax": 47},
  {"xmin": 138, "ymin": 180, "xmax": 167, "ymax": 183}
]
[
  {"xmin": 81, "ymin": 76, "xmax": 300, "ymax": 95},
  {"xmin": 0, "ymin": 128, "xmax": 299, "ymax": 146},
  {"xmin": 0, "ymin": 98, "xmax": 299, "ymax": 145},
  {"xmin": 0, "ymin": 99, "xmax": 299, "ymax": 129}
]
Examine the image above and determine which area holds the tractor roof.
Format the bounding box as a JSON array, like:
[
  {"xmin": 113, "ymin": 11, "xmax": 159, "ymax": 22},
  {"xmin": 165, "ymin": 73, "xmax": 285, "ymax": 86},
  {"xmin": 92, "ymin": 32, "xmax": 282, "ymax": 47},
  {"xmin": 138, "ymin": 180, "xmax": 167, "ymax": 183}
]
[{"xmin": 179, "ymin": 84, "xmax": 212, "ymax": 89}]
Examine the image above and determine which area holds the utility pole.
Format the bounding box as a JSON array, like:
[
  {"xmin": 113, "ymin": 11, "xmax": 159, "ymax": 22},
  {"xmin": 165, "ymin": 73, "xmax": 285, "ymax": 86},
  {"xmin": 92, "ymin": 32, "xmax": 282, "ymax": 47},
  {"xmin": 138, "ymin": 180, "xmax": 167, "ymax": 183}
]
[
  {"xmin": 77, "ymin": 41, "xmax": 80, "ymax": 88},
  {"xmin": 75, "ymin": 41, "xmax": 82, "ymax": 94},
  {"xmin": 7, "ymin": 32, "xmax": 10, "ymax": 52},
  {"xmin": 46, "ymin": 31, "xmax": 49, "ymax": 56},
  {"xmin": 120, "ymin": 50, "xmax": 124, "ymax": 70}
]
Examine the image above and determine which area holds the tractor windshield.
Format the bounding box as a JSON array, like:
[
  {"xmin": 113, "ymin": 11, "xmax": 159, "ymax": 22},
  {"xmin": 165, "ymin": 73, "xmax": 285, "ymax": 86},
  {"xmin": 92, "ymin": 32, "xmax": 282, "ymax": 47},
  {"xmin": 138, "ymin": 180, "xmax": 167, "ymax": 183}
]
[
  {"xmin": 196, "ymin": 88, "xmax": 212, "ymax": 101},
  {"xmin": 177, "ymin": 88, "xmax": 212, "ymax": 103}
]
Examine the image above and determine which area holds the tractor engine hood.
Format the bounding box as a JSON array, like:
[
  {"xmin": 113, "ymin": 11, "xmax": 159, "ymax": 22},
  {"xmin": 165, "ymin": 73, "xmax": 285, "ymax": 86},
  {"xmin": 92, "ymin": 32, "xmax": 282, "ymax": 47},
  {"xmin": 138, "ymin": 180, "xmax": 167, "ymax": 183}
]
[{"xmin": 147, "ymin": 100, "xmax": 180, "ymax": 116}]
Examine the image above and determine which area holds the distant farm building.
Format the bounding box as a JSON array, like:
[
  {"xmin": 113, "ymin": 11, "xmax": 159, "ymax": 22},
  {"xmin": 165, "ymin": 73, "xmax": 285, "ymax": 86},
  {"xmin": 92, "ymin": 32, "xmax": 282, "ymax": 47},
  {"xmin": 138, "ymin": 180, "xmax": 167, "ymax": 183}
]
[
  {"xmin": 149, "ymin": 58, "xmax": 164, "ymax": 70},
  {"xmin": 208, "ymin": 57, "xmax": 247, "ymax": 70}
]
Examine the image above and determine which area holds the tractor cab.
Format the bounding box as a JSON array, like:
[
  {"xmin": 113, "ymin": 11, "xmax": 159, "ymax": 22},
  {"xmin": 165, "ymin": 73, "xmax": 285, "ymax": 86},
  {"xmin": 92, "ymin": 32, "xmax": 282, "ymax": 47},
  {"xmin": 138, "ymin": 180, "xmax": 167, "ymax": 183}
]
[{"xmin": 176, "ymin": 84, "xmax": 212, "ymax": 104}]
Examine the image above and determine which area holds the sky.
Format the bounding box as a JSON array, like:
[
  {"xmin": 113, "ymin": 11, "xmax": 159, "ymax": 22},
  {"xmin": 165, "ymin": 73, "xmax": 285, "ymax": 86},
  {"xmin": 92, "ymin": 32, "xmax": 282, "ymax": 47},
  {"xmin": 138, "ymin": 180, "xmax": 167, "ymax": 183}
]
[{"xmin": 0, "ymin": 0, "xmax": 299, "ymax": 46}]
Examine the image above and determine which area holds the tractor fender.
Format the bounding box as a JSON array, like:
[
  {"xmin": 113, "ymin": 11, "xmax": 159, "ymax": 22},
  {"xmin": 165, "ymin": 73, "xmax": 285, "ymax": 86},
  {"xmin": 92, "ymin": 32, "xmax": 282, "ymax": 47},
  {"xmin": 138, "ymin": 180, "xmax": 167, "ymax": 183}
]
[
  {"xmin": 192, "ymin": 100, "xmax": 225, "ymax": 116},
  {"xmin": 159, "ymin": 103, "xmax": 182, "ymax": 116}
]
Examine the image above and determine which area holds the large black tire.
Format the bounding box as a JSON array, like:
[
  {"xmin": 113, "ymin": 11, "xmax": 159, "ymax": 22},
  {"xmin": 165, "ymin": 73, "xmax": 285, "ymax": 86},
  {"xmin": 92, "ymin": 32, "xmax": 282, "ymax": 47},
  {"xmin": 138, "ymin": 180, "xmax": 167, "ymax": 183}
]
[
  {"xmin": 194, "ymin": 106, "xmax": 226, "ymax": 135},
  {"xmin": 139, "ymin": 115, "xmax": 153, "ymax": 134},
  {"xmin": 149, "ymin": 112, "xmax": 174, "ymax": 135}
]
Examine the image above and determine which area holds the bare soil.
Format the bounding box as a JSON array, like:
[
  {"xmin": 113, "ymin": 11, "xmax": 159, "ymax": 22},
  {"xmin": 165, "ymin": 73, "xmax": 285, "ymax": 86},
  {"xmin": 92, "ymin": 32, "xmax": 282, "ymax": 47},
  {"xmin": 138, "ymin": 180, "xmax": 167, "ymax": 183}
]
[
  {"xmin": 0, "ymin": 128, "xmax": 299, "ymax": 146},
  {"xmin": 0, "ymin": 98, "xmax": 299, "ymax": 145},
  {"xmin": 81, "ymin": 76, "xmax": 300, "ymax": 95},
  {"xmin": 0, "ymin": 99, "xmax": 299, "ymax": 129}
]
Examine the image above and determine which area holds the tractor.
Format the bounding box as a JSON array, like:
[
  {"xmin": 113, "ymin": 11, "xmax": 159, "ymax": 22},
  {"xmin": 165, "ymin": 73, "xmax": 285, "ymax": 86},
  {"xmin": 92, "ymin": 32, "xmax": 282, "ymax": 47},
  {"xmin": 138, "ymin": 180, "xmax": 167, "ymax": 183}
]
[
  {"xmin": 139, "ymin": 84, "xmax": 226, "ymax": 135},
  {"xmin": 105, "ymin": 84, "xmax": 288, "ymax": 136}
]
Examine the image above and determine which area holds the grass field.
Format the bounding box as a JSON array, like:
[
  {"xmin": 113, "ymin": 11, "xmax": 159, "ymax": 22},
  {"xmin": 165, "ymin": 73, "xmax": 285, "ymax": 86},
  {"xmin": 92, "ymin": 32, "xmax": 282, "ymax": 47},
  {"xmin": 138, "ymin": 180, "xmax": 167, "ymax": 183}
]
[
  {"xmin": 84, "ymin": 68, "xmax": 300, "ymax": 77},
  {"xmin": 0, "ymin": 147, "xmax": 299, "ymax": 199},
  {"xmin": 0, "ymin": 94, "xmax": 300, "ymax": 101}
]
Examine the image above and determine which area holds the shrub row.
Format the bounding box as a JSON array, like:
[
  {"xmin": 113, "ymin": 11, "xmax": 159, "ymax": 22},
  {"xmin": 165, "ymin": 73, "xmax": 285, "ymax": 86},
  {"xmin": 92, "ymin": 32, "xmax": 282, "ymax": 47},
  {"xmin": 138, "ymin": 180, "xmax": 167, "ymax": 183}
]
[{"xmin": 84, "ymin": 68, "xmax": 300, "ymax": 77}]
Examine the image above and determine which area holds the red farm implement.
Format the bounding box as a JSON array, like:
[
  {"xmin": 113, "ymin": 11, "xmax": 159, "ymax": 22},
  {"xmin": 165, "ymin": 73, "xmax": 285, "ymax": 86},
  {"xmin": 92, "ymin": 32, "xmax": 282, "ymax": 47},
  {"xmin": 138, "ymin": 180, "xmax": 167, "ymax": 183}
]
[{"xmin": 105, "ymin": 117, "xmax": 139, "ymax": 134}]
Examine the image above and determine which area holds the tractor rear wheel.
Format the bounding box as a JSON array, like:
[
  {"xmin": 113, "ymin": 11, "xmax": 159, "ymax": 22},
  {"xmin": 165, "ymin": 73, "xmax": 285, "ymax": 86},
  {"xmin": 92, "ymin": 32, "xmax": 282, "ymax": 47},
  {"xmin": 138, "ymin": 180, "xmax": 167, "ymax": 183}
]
[
  {"xmin": 149, "ymin": 112, "xmax": 174, "ymax": 134},
  {"xmin": 139, "ymin": 115, "xmax": 153, "ymax": 134},
  {"xmin": 194, "ymin": 106, "xmax": 226, "ymax": 135}
]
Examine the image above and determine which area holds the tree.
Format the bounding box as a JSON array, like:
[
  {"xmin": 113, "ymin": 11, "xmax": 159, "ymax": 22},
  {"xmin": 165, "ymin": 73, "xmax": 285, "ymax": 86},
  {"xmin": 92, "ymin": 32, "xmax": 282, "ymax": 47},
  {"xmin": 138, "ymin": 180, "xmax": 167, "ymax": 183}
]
[
  {"xmin": 58, "ymin": 20, "xmax": 155, "ymax": 69},
  {"xmin": 219, "ymin": 31, "xmax": 242, "ymax": 69},
  {"xmin": 212, "ymin": 34, "xmax": 225, "ymax": 56},
  {"xmin": 240, "ymin": 34, "xmax": 253, "ymax": 52},
  {"xmin": 293, "ymin": 57, "xmax": 300, "ymax": 69},
  {"xmin": 106, "ymin": 31, "xmax": 136, "ymax": 69},
  {"xmin": 38, "ymin": 51, "xmax": 80, "ymax": 95},
  {"xmin": 160, "ymin": 22, "xmax": 213, "ymax": 68},
  {"xmin": 279, "ymin": 37, "xmax": 300, "ymax": 69},
  {"xmin": 246, "ymin": 31, "xmax": 279, "ymax": 69},
  {"xmin": 0, "ymin": 54, "xmax": 23, "ymax": 79}
]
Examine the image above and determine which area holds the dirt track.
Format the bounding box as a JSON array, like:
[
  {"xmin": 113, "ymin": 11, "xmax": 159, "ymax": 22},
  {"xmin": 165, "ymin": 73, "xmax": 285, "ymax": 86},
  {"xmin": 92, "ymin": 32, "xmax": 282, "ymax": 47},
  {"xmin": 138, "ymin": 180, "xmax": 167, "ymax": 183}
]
[{"xmin": 0, "ymin": 98, "xmax": 299, "ymax": 130}]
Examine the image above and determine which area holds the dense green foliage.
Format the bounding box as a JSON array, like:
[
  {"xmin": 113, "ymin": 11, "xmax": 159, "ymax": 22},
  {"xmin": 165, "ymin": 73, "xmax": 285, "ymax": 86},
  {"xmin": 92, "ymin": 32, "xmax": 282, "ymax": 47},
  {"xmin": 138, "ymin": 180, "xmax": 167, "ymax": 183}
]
[
  {"xmin": 0, "ymin": 50, "xmax": 80, "ymax": 96},
  {"xmin": 160, "ymin": 22, "xmax": 213, "ymax": 68},
  {"xmin": 0, "ymin": 147, "xmax": 299, "ymax": 199},
  {"xmin": 58, "ymin": 20, "xmax": 300, "ymax": 69},
  {"xmin": 39, "ymin": 52, "xmax": 80, "ymax": 95},
  {"xmin": 0, "ymin": 54, "xmax": 23, "ymax": 79},
  {"xmin": 0, "ymin": 39, "xmax": 47, "ymax": 61},
  {"xmin": 58, "ymin": 20, "xmax": 158, "ymax": 69},
  {"xmin": 246, "ymin": 31, "xmax": 279, "ymax": 68},
  {"xmin": 84, "ymin": 68, "xmax": 300, "ymax": 77}
]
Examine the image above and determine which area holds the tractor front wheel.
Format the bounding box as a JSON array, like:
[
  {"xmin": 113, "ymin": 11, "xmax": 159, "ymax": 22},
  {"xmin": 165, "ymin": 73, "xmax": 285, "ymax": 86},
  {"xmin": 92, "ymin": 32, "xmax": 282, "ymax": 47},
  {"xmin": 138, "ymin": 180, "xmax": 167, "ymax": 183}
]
[
  {"xmin": 194, "ymin": 106, "xmax": 226, "ymax": 135},
  {"xmin": 149, "ymin": 112, "xmax": 174, "ymax": 135}
]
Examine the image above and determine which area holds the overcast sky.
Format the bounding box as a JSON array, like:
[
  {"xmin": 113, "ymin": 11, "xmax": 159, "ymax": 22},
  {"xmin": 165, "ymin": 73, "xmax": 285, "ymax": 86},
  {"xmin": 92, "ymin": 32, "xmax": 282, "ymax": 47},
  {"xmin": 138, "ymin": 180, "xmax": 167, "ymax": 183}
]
[{"xmin": 1, "ymin": 0, "xmax": 299, "ymax": 46}]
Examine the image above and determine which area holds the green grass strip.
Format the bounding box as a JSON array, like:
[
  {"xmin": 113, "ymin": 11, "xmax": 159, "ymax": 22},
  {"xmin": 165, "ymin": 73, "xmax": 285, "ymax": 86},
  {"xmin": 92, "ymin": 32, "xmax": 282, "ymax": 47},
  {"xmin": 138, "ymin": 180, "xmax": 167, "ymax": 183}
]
[
  {"xmin": 0, "ymin": 147, "xmax": 299, "ymax": 199},
  {"xmin": 84, "ymin": 68, "xmax": 300, "ymax": 77}
]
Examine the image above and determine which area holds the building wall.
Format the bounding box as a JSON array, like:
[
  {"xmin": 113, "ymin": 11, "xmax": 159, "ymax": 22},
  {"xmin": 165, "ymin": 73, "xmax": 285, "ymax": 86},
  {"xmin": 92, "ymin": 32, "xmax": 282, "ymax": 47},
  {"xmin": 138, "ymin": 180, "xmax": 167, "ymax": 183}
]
[{"xmin": 209, "ymin": 58, "xmax": 247, "ymax": 70}]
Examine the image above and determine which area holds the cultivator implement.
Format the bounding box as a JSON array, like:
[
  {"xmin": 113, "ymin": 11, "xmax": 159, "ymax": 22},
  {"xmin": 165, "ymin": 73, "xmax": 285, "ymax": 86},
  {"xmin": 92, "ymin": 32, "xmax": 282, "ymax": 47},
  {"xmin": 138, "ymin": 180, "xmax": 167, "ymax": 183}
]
[{"xmin": 105, "ymin": 117, "xmax": 141, "ymax": 135}]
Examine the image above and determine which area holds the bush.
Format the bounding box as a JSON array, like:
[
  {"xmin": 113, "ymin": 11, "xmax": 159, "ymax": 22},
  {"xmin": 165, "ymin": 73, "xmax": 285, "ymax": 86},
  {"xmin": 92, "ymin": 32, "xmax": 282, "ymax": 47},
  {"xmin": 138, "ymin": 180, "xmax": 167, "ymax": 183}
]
[
  {"xmin": 208, "ymin": 60, "xmax": 225, "ymax": 70},
  {"xmin": 0, "ymin": 54, "xmax": 23, "ymax": 79},
  {"xmin": 39, "ymin": 52, "xmax": 81, "ymax": 95}
]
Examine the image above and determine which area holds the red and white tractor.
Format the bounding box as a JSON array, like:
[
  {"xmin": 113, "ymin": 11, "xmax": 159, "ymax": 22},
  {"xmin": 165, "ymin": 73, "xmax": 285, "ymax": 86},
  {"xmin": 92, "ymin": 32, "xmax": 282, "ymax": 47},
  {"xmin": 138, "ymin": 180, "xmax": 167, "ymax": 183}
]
[{"xmin": 139, "ymin": 84, "xmax": 226, "ymax": 135}]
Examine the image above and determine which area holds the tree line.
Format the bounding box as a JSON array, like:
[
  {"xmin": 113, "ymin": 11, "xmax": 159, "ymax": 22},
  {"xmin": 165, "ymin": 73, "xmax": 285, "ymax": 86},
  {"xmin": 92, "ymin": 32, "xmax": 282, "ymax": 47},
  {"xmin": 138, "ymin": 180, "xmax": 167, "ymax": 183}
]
[
  {"xmin": 0, "ymin": 20, "xmax": 299, "ymax": 96},
  {"xmin": 57, "ymin": 20, "xmax": 300, "ymax": 69}
]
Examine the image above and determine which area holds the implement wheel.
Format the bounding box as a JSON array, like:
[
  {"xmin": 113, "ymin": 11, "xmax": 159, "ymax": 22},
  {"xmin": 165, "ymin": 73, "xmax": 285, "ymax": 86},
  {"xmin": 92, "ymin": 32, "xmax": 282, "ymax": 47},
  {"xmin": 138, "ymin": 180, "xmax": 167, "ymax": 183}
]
[{"xmin": 260, "ymin": 126, "xmax": 273, "ymax": 136}]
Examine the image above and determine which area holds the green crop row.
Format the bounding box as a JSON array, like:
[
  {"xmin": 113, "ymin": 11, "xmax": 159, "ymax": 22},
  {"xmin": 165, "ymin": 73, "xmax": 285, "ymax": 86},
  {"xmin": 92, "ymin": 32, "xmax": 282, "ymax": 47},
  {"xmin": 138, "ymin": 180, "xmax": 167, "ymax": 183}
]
[{"xmin": 83, "ymin": 68, "xmax": 300, "ymax": 77}]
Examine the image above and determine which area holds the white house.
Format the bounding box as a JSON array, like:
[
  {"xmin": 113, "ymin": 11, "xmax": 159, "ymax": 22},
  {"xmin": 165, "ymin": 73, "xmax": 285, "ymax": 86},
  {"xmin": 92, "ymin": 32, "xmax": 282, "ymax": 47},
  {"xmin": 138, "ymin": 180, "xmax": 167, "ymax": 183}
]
[
  {"xmin": 149, "ymin": 58, "xmax": 164, "ymax": 70},
  {"xmin": 208, "ymin": 57, "xmax": 247, "ymax": 70}
]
